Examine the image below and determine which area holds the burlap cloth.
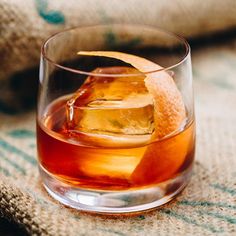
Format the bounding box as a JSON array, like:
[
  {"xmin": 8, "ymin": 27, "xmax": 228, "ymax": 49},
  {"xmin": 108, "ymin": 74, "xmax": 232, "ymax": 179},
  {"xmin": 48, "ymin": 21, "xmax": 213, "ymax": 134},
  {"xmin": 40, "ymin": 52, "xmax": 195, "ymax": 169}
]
[
  {"xmin": 1, "ymin": 1, "xmax": 236, "ymax": 235},
  {"xmin": 1, "ymin": 0, "xmax": 236, "ymax": 112},
  {"xmin": 0, "ymin": 38, "xmax": 236, "ymax": 235}
]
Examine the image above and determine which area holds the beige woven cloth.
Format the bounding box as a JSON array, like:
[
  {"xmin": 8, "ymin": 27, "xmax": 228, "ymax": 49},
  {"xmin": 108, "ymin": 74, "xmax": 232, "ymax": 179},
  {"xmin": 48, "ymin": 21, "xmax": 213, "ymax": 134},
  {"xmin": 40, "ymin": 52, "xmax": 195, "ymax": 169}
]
[
  {"xmin": 2, "ymin": 0, "xmax": 236, "ymax": 81},
  {"xmin": 1, "ymin": 0, "xmax": 236, "ymax": 111},
  {"xmin": 1, "ymin": 0, "xmax": 236, "ymax": 234},
  {"xmin": 0, "ymin": 37, "xmax": 236, "ymax": 235}
]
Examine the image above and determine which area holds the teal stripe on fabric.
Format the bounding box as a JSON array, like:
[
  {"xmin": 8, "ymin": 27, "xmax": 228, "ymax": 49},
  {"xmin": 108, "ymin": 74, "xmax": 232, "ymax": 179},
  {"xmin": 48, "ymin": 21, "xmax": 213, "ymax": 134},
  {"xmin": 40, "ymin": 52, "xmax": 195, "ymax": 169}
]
[
  {"xmin": 210, "ymin": 183, "xmax": 236, "ymax": 196},
  {"xmin": 0, "ymin": 166, "xmax": 11, "ymax": 176},
  {"xmin": 96, "ymin": 228, "xmax": 127, "ymax": 236},
  {"xmin": 0, "ymin": 150, "xmax": 26, "ymax": 175},
  {"xmin": 198, "ymin": 210, "xmax": 236, "ymax": 224},
  {"xmin": 104, "ymin": 31, "xmax": 141, "ymax": 49},
  {"xmin": 29, "ymin": 144, "xmax": 36, "ymax": 148},
  {"xmin": 73, "ymin": 215, "xmax": 81, "ymax": 220},
  {"xmin": 137, "ymin": 215, "xmax": 145, "ymax": 220},
  {"xmin": 7, "ymin": 129, "xmax": 35, "ymax": 138},
  {"xmin": 0, "ymin": 138, "xmax": 37, "ymax": 165},
  {"xmin": 160, "ymin": 209, "xmax": 223, "ymax": 233},
  {"xmin": 35, "ymin": 0, "xmax": 65, "ymax": 24},
  {"xmin": 179, "ymin": 200, "xmax": 236, "ymax": 210}
]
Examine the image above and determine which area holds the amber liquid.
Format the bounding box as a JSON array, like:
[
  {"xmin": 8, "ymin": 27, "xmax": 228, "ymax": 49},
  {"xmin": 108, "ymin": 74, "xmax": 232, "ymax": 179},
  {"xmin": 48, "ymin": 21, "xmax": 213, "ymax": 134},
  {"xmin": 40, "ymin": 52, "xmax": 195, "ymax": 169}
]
[{"xmin": 37, "ymin": 99, "xmax": 195, "ymax": 191}]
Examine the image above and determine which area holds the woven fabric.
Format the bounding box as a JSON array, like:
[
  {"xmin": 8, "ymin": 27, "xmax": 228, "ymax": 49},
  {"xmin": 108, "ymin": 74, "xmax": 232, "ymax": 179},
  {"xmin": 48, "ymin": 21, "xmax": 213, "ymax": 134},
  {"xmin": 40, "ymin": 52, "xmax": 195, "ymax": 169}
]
[
  {"xmin": 0, "ymin": 38, "xmax": 236, "ymax": 235},
  {"xmin": 1, "ymin": 0, "xmax": 236, "ymax": 112}
]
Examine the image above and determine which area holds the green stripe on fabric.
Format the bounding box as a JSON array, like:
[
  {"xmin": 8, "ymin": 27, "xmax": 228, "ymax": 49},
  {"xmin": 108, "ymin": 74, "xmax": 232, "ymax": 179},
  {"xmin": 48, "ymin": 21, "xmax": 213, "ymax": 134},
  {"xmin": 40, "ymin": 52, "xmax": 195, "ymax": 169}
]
[
  {"xmin": 160, "ymin": 209, "xmax": 223, "ymax": 233},
  {"xmin": 0, "ymin": 150, "xmax": 26, "ymax": 175},
  {"xmin": 179, "ymin": 200, "xmax": 236, "ymax": 210},
  {"xmin": 29, "ymin": 144, "xmax": 36, "ymax": 148},
  {"xmin": 7, "ymin": 129, "xmax": 35, "ymax": 138},
  {"xmin": 0, "ymin": 166, "xmax": 11, "ymax": 176},
  {"xmin": 198, "ymin": 210, "xmax": 236, "ymax": 224},
  {"xmin": 35, "ymin": 0, "xmax": 65, "ymax": 24},
  {"xmin": 137, "ymin": 215, "xmax": 145, "ymax": 220},
  {"xmin": 104, "ymin": 31, "xmax": 141, "ymax": 49},
  {"xmin": 210, "ymin": 183, "xmax": 236, "ymax": 196},
  {"xmin": 97, "ymin": 228, "xmax": 127, "ymax": 236},
  {"xmin": 0, "ymin": 138, "xmax": 37, "ymax": 165}
]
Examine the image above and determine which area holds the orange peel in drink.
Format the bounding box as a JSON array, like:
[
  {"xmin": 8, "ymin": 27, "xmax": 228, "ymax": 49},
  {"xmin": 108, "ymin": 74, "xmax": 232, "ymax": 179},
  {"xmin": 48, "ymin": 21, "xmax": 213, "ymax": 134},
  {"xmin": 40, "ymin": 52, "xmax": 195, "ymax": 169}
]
[
  {"xmin": 77, "ymin": 51, "xmax": 188, "ymax": 184},
  {"xmin": 78, "ymin": 51, "xmax": 186, "ymax": 138}
]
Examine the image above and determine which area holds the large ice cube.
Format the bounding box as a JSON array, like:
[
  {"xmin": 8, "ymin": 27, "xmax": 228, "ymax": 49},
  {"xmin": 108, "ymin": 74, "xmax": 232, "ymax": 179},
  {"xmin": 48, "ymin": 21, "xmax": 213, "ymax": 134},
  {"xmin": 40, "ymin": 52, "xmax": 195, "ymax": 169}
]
[{"xmin": 66, "ymin": 67, "xmax": 154, "ymax": 136}]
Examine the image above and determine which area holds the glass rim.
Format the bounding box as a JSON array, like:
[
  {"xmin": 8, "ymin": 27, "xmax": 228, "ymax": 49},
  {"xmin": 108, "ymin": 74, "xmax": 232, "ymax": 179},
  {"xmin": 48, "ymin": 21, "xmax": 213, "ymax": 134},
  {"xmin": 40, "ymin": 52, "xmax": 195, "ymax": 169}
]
[{"xmin": 41, "ymin": 23, "xmax": 190, "ymax": 77}]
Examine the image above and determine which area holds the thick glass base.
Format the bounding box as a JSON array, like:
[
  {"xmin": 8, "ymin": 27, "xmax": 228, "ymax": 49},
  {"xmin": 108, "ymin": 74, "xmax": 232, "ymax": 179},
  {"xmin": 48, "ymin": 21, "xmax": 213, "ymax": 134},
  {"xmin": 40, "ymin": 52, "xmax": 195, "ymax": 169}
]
[{"xmin": 40, "ymin": 165, "xmax": 192, "ymax": 214}]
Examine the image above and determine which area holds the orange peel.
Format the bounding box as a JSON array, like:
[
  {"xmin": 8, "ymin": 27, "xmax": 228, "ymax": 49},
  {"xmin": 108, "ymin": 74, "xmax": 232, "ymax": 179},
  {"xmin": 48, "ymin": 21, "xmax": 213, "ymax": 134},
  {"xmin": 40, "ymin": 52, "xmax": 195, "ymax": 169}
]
[
  {"xmin": 77, "ymin": 51, "xmax": 188, "ymax": 184},
  {"xmin": 78, "ymin": 51, "xmax": 186, "ymax": 139}
]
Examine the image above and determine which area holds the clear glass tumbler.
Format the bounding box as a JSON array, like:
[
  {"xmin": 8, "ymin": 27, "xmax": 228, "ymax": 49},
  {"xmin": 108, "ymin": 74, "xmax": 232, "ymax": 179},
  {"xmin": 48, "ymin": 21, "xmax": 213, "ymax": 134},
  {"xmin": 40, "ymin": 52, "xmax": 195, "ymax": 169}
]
[{"xmin": 37, "ymin": 24, "xmax": 195, "ymax": 213}]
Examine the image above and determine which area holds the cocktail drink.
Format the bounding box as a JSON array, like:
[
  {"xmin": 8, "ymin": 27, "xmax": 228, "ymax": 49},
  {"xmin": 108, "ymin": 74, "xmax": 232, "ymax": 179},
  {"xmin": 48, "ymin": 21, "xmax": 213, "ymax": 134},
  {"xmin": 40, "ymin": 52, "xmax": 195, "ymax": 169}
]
[{"xmin": 37, "ymin": 25, "xmax": 195, "ymax": 213}]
